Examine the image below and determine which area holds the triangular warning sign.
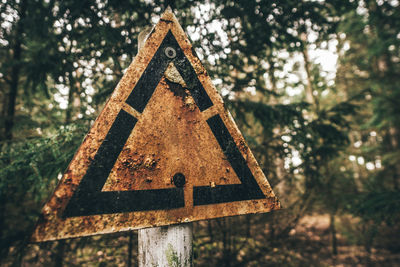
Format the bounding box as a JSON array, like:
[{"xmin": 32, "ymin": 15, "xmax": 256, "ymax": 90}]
[{"xmin": 32, "ymin": 9, "xmax": 280, "ymax": 242}]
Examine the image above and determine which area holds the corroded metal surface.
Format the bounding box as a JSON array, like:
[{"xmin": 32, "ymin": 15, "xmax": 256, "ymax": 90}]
[{"xmin": 31, "ymin": 9, "xmax": 281, "ymax": 242}]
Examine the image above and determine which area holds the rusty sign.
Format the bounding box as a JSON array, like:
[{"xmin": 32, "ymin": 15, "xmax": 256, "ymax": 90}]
[{"xmin": 31, "ymin": 9, "xmax": 281, "ymax": 242}]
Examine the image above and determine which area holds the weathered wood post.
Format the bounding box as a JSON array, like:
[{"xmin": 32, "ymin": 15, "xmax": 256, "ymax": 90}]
[
  {"xmin": 136, "ymin": 23, "xmax": 193, "ymax": 267},
  {"xmin": 138, "ymin": 225, "xmax": 193, "ymax": 266}
]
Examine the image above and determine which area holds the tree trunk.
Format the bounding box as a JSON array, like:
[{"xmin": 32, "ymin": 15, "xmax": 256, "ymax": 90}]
[
  {"xmin": 300, "ymin": 34, "xmax": 319, "ymax": 112},
  {"xmin": 65, "ymin": 72, "xmax": 75, "ymax": 125},
  {"xmin": 302, "ymin": 48, "xmax": 315, "ymax": 105},
  {"xmin": 330, "ymin": 213, "xmax": 338, "ymax": 256},
  {"xmin": 128, "ymin": 231, "xmax": 134, "ymax": 267},
  {"xmin": 388, "ymin": 126, "xmax": 400, "ymax": 190},
  {"xmin": 0, "ymin": 1, "xmax": 27, "ymax": 264},
  {"xmin": 4, "ymin": 0, "xmax": 27, "ymax": 140},
  {"xmin": 54, "ymin": 240, "xmax": 65, "ymax": 267}
]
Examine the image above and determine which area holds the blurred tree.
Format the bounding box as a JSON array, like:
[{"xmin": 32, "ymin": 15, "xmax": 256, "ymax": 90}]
[{"xmin": 335, "ymin": 0, "xmax": 400, "ymax": 264}]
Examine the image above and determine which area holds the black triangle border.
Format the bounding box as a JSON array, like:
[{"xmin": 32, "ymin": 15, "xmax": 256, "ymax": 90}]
[{"xmin": 63, "ymin": 30, "xmax": 264, "ymax": 218}]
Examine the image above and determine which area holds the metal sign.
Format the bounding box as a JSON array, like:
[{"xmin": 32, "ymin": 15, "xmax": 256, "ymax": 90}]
[{"xmin": 31, "ymin": 9, "xmax": 280, "ymax": 242}]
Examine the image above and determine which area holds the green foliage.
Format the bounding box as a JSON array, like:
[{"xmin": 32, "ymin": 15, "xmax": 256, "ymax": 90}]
[
  {"xmin": 337, "ymin": 0, "xmax": 400, "ymax": 224},
  {"xmin": 0, "ymin": 124, "xmax": 86, "ymax": 259},
  {"xmin": 349, "ymin": 191, "xmax": 400, "ymax": 224}
]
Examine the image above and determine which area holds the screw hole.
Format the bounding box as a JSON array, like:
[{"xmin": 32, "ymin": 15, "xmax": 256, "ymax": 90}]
[
  {"xmin": 172, "ymin": 173, "xmax": 185, "ymax": 187},
  {"xmin": 165, "ymin": 47, "xmax": 176, "ymax": 59}
]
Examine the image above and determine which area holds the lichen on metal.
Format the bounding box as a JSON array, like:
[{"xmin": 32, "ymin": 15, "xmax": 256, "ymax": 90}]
[{"xmin": 31, "ymin": 8, "xmax": 281, "ymax": 242}]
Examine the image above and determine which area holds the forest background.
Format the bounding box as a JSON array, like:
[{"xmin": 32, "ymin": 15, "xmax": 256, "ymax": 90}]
[{"xmin": 1, "ymin": 0, "xmax": 400, "ymax": 266}]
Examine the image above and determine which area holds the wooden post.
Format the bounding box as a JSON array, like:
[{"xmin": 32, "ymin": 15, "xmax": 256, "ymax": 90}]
[
  {"xmin": 137, "ymin": 24, "xmax": 193, "ymax": 267},
  {"xmin": 138, "ymin": 224, "xmax": 193, "ymax": 266}
]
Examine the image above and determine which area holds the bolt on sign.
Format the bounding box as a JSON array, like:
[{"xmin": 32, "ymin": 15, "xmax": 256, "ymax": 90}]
[{"xmin": 31, "ymin": 9, "xmax": 281, "ymax": 242}]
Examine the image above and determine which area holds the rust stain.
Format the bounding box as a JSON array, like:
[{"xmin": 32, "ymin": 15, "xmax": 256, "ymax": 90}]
[
  {"xmin": 160, "ymin": 18, "xmax": 173, "ymax": 23},
  {"xmin": 183, "ymin": 96, "xmax": 196, "ymax": 111},
  {"xmin": 31, "ymin": 8, "xmax": 280, "ymax": 243},
  {"xmin": 165, "ymin": 80, "xmax": 187, "ymax": 98}
]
